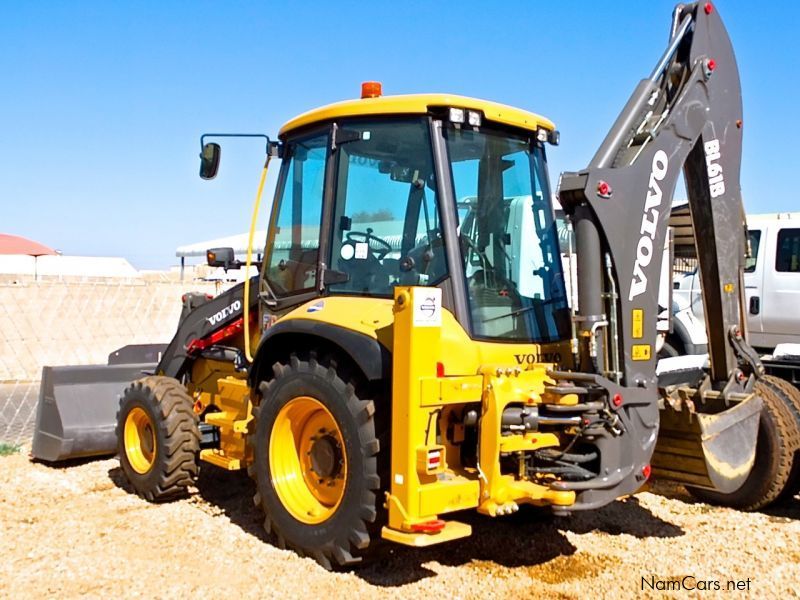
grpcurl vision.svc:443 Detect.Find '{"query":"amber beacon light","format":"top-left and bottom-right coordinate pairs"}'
top-left (361, 81), bottom-right (382, 99)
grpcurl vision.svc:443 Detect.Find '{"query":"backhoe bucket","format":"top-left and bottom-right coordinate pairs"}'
top-left (31, 344), bottom-right (166, 462)
top-left (652, 394), bottom-right (762, 493)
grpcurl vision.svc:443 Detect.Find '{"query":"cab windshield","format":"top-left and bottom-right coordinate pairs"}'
top-left (445, 125), bottom-right (570, 343)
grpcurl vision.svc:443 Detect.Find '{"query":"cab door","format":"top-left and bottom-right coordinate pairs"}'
top-left (743, 227), bottom-right (764, 345)
top-left (261, 128), bottom-right (330, 310)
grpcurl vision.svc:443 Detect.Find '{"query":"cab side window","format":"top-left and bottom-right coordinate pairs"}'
top-left (776, 228), bottom-right (800, 273)
top-left (263, 133), bottom-right (328, 296)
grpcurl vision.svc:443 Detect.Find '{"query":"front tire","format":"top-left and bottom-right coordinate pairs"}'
top-left (250, 355), bottom-right (381, 569)
top-left (116, 376), bottom-right (200, 501)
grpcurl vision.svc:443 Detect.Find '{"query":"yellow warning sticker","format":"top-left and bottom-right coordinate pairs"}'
top-left (632, 344), bottom-right (651, 361)
top-left (723, 282), bottom-right (734, 293)
top-left (632, 309), bottom-right (643, 339)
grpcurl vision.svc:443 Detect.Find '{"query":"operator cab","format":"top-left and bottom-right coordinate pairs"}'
top-left (263, 85), bottom-right (570, 345)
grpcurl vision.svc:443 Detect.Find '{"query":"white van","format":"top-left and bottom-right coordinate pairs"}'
top-left (743, 213), bottom-right (800, 350)
top-left (672, 212), bottom-right (800, 354)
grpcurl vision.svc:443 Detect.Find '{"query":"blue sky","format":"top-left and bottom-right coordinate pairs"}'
top-left (2, 1), bottom-right (798, 269)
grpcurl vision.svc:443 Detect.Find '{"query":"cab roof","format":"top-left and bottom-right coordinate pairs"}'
top-left (279, 93), bottom-right (554, 137)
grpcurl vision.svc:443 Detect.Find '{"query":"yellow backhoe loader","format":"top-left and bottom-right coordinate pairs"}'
top-left (33, 2), bottom-right (800, 569)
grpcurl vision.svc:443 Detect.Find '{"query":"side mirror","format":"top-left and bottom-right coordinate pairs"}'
top-left (206, 247), bottom-right (237, 269)
top-left (200, 143), bottom-right (221, 180)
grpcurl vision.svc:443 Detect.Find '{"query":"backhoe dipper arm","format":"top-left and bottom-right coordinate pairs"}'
top-left (559, 1), bottom-right (749, 389)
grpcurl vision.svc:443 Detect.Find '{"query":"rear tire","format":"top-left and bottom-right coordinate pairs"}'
top-left (687, 378), bottom-right (800, 510)
top-left (249, 354), bottom-right (381, 570)
top-left (116, 376), bottom-right (200, 501)
top-left (757, 375), bottom-right (800, 502)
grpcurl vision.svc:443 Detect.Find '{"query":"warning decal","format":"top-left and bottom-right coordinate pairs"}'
top-left (413, 288), bottom-right (442, 327)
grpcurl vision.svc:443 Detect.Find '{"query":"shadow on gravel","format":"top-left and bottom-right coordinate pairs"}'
top-left (108, 465), bottom-right (134, 494)
top-left (192, 464), bottom-right (269, 541)
top-left (649, 480), bottom-right (693, 502)
top-left (651, 479), bottom-right (800, 522)
top-left (107, 464), bottom-right (684, 587)
top-left (559, 496), bottom-right (684, 538)
top-left (356, 507), bottom-right (579, 586)
top-left (108, 461), bottom-right (264, 518)
top-left (764, 496), bottom-right (800, 521)
top-left (33, 454), bottom-right (106, 469)
top-left (356, 496), bottom-right (683, 587)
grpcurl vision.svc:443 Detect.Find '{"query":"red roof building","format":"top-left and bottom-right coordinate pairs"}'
top-left (0, 234), bottom-right (56, 256)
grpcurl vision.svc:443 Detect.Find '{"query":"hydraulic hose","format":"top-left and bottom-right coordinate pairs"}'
top-left (244, 155), bottom-right (272, 363)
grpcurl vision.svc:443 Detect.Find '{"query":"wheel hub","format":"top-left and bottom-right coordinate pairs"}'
top-left (141, 424), bottom-right (155, 454)
top-left (123, 406), bottom-right (157, 474)
top-left (310, 433), bottom-right (343, 480)
top-left (269, 396), bottom-right (348, 524)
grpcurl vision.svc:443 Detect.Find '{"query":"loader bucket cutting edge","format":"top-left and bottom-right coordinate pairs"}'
top-left (652, 394), bottom-right (762, 493)
top-left (31, 363), bottom-right (156, 463)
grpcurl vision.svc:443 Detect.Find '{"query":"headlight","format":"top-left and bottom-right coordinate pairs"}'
top-left (448, 107), bottom-right (465, 124)
top-left (467, 110), bottom-right (482, 127)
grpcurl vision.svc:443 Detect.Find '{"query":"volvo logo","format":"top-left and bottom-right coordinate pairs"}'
top-left (629, 149), bottom-right (668, 301)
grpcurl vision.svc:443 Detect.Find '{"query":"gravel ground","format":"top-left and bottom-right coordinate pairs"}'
top-left (1, 450), bottom-right (798, 599)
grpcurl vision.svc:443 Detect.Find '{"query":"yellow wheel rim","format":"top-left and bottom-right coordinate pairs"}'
top-left (124, 407), bottom-right (157, 474)
top-left (269, 396), bottom-right (347, 524)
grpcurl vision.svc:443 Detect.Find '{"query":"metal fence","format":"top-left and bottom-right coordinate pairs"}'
top-left (1, 257), bottom-right (705, 447)
top-left (673, 256), bottom-right (699, 276)
top-left (0, 278), bottom-right (228, 446)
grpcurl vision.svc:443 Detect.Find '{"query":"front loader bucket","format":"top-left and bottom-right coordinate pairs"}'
top-left (652, 394), bottom-right (762, 493)
top-left (32, 363), bottom-right (155, 462)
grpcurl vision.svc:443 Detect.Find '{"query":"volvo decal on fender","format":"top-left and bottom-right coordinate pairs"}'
top-left (629, 149), bottom-right (668, 301)
top-left (514, 352), bottom-right (563, 366)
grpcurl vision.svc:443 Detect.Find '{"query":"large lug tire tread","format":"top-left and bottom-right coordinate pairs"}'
top-left (116, 375), bottom-right (200, 501)
top-left (249, 354), bottom-right (381, 570)
top-left (687, 379), bottom-right (800, 511)
top-left (756, 375), bottom-right (800, 502)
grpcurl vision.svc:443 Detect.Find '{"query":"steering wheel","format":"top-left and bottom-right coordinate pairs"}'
top-left (345, 230), bottom-right (393, 260)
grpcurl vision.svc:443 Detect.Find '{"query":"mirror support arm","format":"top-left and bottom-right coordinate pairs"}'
top-left (199, 133), bottom-right (281, 157)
